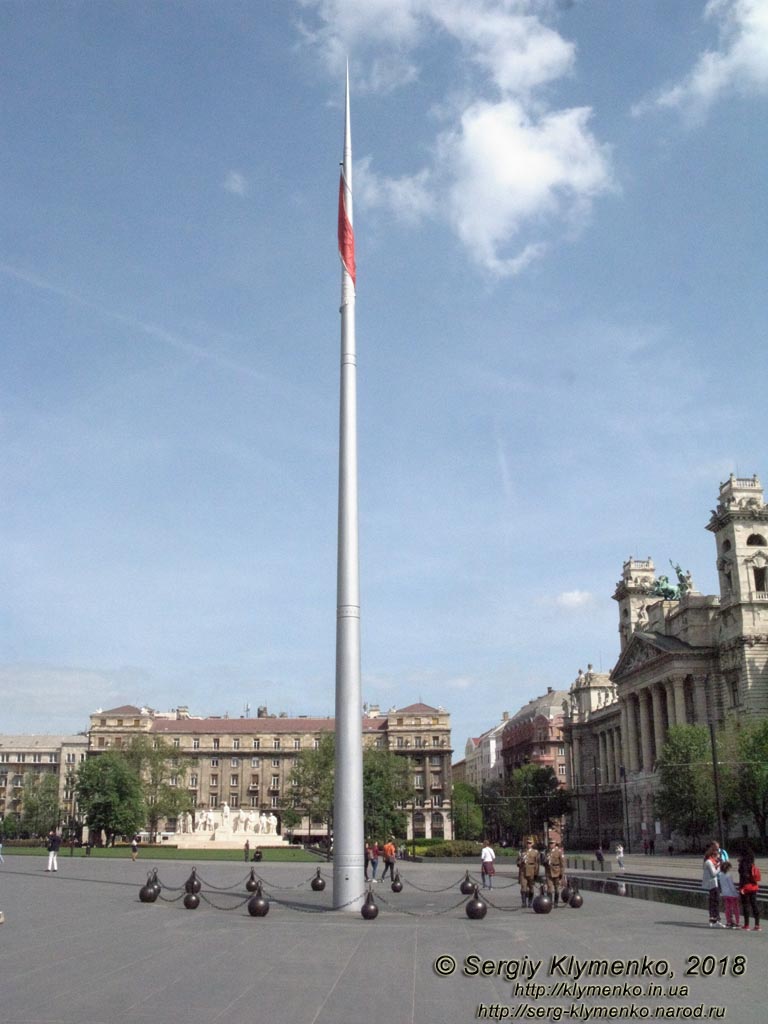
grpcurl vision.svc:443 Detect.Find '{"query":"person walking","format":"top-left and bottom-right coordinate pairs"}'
top-left (480, 839), bottom-right (496, 890)
top-left (738, 848), bottom-right (762, 931)
top-left (46, 830), bottom-right (61, 872)
top-left (244, 839), bottom-right (250, 863)
top-left (381, 837), bottom-right (397, 882)
top-left (615, 843), bottom-right (625, 871)
top-left (702, 841), bottom-right (724, 927)
top-left (130, 835), bottom-right (140, 862)
top-left (719, 860), bottom-right (740, 928)
top-left (364, 840), bottom-right (372, 881)
top-left (0, 839), bottom-right (4, 864)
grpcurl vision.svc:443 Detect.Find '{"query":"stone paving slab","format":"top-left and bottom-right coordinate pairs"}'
top-left (0, 855), bottom-right (764, 1024)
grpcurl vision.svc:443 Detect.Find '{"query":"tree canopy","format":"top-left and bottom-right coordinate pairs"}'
top-left (75, 752), bottom-right (145, 840)
top-left (21, 772), bottom-right (60, 836)
top-left (656, 725), bottom-right (716, 844)
top-left (123, 735), bottom-right (194, 839)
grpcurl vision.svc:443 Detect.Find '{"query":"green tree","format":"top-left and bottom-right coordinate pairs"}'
top-left (75, 752), bottom-right (145, 841)
top-left (656, 725), bottom-right (716, 845)
top-left (21, 772), bottom-right (60, 835)
top-left (451, 782), bottom-right (483, 840)
top-left (291, 734), bottom-right (336, 830)
top-left (290, 736), bottom-right (414, 840)
top-left (123, 736), bottom-right (195, 839)
top-left (503, 766), bottom-right (572, 841)
top-left (363, 748), bottom-right (412, 840)
top-left (733, 719), bottom-right (768, 850)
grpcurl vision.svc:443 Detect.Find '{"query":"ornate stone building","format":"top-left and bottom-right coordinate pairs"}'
top-left (463, 712), bottom-right (509, 790)
top-left (500, 689), bottom-right (569, 780)
top-left (86, 700), bottom-right (453, 842)
top-left (0, 734), bottom-right (88, 832)
top-left (563, 473), bottom-right (768, 848)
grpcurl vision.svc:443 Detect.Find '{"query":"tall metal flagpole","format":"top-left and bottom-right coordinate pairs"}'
top-left (333, 64), bottom-right (365, 910)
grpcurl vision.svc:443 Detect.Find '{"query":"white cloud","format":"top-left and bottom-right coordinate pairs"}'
top-left (297, 0), bottom-right (614, 275)
top-left (441, 99), bottom-right (611, 275)
top-left (223, 170), bottom-right (249, 196)
top-left (555, 590), bottom-right (594, 609)
top-left (636, 0), bottom-right (768, 121)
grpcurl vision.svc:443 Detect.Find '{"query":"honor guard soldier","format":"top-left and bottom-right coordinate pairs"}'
top-left (545, 839), bottom-right (566, 906)
top-left (518, 837), bottom-right (540, 907)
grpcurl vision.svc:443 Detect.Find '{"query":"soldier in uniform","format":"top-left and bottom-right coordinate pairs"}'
top-left (518, 837), bottom-right (540, 907)
top-left (545, 839), bottom-right (566, 906)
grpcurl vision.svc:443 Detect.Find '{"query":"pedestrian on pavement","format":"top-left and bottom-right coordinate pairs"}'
top-left (738, 848), bottom-right (761, 931)
top-left (381, 837), bottom-right (397, 882)
top-left (649, 838), bottom-right (655, 855)
top-left (369, 841), bottom-right (380, 882)
top-left (0, 840), bottom-right (4, 864)
top-left (46, 830), bottom-right (61, 872)
top-left (480, 838), bottom-right (496, 889)
top-left (130, 835), bottom-right (139, 862)
top-left (364, 840), bottom-right (372, 881)
top-left (596, 846), bottom-right (605, 870)
top-left (244, 839), bottom-right (250, 862)
top-left (615, 843), bottom-right (625, 871)
top-left (719, 860), bottom-right (740, 928)
top-left (702, 840), bottom-right (724, 927)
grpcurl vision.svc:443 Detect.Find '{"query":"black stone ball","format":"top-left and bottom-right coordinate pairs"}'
top-left (247, 895), bottom-right (270, 917)
top-left (391, 877), bottom-right (403, 893)
top-left (311, 869), bottom-right (326, 892)
top-left (361, 894), bottom-right (379, 920)
top-left (139, 884), bottom-right (158, 903)
top-left (532, 891), bottom-right (553, 914)
top-left (460, 872), bottom-right (475, 895)
top-left (569, 892), bottom-right (584, 909)
top-left (466, 887), bottom-right (488, 920)
top-left (183, 892), bottom-right (200, 910)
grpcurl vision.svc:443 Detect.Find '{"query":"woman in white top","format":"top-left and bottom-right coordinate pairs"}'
top-left (481, 839), bottom-right (496, 890)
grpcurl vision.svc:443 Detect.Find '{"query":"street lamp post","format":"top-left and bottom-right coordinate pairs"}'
top-left (620, 764), bottom-right (631, 853)
top-left (593, 756), bottom-right (602, 850)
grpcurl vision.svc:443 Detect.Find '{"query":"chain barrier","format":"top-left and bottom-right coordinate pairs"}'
top-left (371, 888), bottom-right (470, 917)
top-left (199, 891), bottom-right (252, 911)
top-left (396, 872), bottom-right (473, 893)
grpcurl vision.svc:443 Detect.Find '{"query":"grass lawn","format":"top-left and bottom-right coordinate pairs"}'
top-left (2, 845), bottom-right (321, 863)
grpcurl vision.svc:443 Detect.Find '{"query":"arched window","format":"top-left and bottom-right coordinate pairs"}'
top-left (431, 812), bottom-right (444, 839)
top-left (412, 811), bottom-right (426, 839)
top-left (747, 534), bottom-right (767, 546)
top-left (722, 539), bottom-right (732, 552)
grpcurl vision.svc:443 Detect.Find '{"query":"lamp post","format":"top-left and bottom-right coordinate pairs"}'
top-left (620, 764), bottom-right (631, 853)
top-left (592, 756), bottom-right (602, 850)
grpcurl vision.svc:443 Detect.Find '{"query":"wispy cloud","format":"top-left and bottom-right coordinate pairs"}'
top-left (298, 0), bottom-right (613, 276)
top-left (633, 0), bottom-right (768, 122)
top-left (223, 170), bottom-right (250, 196)
top-left (0, 262), bottom-right (273, 385)
top-left (554, 590), bottom-right (595, 610)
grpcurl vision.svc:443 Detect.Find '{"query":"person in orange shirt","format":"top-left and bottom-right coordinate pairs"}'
top-left (381, 838), bottom-right (397, 881)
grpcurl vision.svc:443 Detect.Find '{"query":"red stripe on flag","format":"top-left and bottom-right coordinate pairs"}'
top-left (338, 173), bottom-right (356, 285)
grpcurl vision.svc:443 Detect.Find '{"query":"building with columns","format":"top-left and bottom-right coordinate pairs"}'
top-left (563, 473), bottom-right (768, 848)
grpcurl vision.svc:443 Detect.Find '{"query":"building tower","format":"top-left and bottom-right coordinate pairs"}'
top-left (707, 474), bottom-right (768, 718)
top-left (612, 557), bottom-right (656, 651)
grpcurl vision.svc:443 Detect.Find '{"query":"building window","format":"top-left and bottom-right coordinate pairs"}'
top-left (230, 794), bottom-right (239, 807)
top-left (414, 774), bottom-right (424, 789)
top-left (558, 746), bottom-right (565, 756)
top-left (415, 737), bottom-right (423, 748)
top-left (755, 567), bottom-right (767, 593)
top-left (313, 738), bottom-right (320, 749)
top-left (558, 765), bottom-right (566, 776)
top-left (433, 795), bottom-right (443, 807)
top-left (253, 739), bottom-right (260, 749)
top-left (251, 757), bottom-right (260, 768)
top-left (231, 758), bottom-right (239, 767)
top-left (273, 739), bottom-right (281, 750)
top-left (250, 796), bottom-right (259, 807)
top-left (294, 738), bottom-right (301, 749)
top-left (213, 738), bottom-right (220, 750)
top-left (230, 775), bottom-right (239, 787)
top-left (32, 753), bottom-right (42, 763)
top-left (271, 795), bottom-right (279, 808)
top-left (190, 774), bottom-right (198, 787)
top-left (250, 774), bottom-right (259, 786)
top-left (730, 679), bottom-right (740, 707)
top-left (170, 776), bottom-right (178, 787)
top-left (430, 755), bottom-right (441, 766)
top-left (66, 753), bottom-right (75, 764)
top-left (133, 719), bottom-right (140, 727)
top-left (432, 736), bottom-right (440, 746)
top-left (193, 738), bottom-right (200, 749)
top-left (272, 759), bottom-right (280, 768)
top-left (173, 738), bottom-right (180, 748)
top-left (117, 719), bottom-right (123, 727)
top-left (397, 737), bottom-right (404, 748)
top-left (233, 738), bottom-right (240, 750)
top-left (210, 775), bottom-right (218, 787)
top-left (747, 534), bottom-right (767, 546)
top-left (211, 757), bottom-right (219, 767)
top-left (210, 794), bottom-right (218, 808)
top-left (271, 776), bottom-right (279, 788)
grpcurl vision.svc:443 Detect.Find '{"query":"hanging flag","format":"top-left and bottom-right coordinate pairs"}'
top-left (338, 169), bottom-right (356, 287)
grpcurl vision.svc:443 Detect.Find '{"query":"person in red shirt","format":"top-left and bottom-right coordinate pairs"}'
top-left (381, 838), bottom-right (397, 881)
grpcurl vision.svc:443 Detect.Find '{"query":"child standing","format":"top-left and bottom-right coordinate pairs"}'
top-left (719, 860), bottom-right (740, 928)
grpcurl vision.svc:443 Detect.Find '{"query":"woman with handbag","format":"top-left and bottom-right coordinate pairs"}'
top-left (480, 839), bottom-right (496, 890)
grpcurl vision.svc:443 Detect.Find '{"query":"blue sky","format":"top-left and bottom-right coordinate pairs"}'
top-left (2, 1), bottom-right (767, 753)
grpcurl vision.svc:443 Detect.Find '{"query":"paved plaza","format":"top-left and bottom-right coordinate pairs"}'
top-left (0, 853), bottom-right (764, 1024)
